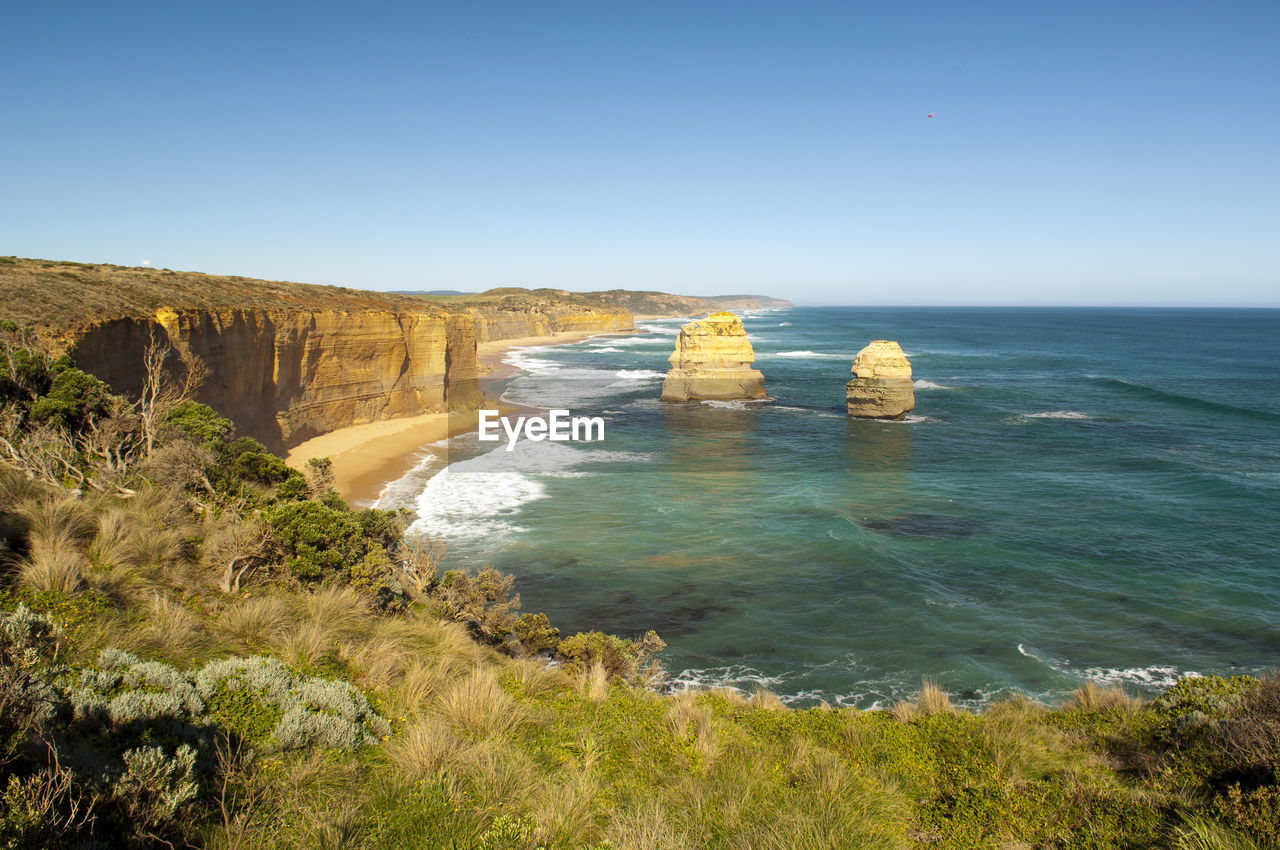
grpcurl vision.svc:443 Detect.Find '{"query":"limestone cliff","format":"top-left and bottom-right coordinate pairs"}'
top-left (468, 305), bottom-right (633, 343)
top-left (846, 341), bottom-right (914, 420)
top-left (660, 312), bottom-right (766, 403)
top-left (65, 308), bottom-right (484, 453)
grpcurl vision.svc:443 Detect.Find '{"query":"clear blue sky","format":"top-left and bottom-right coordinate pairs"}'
top-left (3, 1), bottom-right (1277, 305)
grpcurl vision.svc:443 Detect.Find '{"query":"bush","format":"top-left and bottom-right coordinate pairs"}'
top-left (0, 604), bottom-right (63, 764)
top-left (556, 630), bottom-right (665, 682)
top-left (264, 500), bottom-right (401, 590)
top-left (27, 367), bottom-right (113, 431)
top-left (162, 400), bottom-right (231, 444)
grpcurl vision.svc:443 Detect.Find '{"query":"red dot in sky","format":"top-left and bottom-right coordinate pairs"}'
top-left (928, 113), bottom-right (935, 117)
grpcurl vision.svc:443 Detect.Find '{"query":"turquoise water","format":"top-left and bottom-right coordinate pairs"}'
top-left (378, 307), bottom-right (1280, 708)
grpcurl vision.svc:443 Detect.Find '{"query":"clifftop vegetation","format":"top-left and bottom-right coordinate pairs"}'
top-left (0, 256), bottom-right (454, 329)
top-left (1, 317), bottom-right (1278, 848)
top-left (399, 288), bottom-right (793, 317)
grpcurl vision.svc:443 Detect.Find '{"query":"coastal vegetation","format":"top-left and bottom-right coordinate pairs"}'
top-left (1, 322), bottom-right (1278, 848)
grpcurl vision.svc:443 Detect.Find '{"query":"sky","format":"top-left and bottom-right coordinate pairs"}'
top-left (2, 1), bottom-right (1277, 306)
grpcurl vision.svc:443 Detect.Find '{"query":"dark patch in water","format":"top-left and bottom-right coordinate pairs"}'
top-left (863, 513), bottom-right (990, 539)
top-left (657, 583), bottom-right (698, 603)
top-left (729, 588), bottom-right (755, 598)
top-left (957, 689), bottom-right (981, 701)
top-left (969, 646), bottom-right (987, 655)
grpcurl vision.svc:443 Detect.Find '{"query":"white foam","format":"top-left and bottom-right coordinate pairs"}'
top-left (768, 350), bottom-right (849, 358)
top-left (1025, 410), bottom-right (1096, 420)
top-left (665, 665), bottom-right (788, 696)
top-left (700, 399), bottom-right (770, 410)
top-left (1081, 666), bottom-right (1198, 688)
top-left (596, 336), bottom-right (666, 347)
top-left (403, 441), bottom-right (652, 539)
top-left (637, 323), bottom-right (680, 334)
top-left (913, 379), bottom-right (953, 390)
top-left (778, 321), bottom-right (793, 326)
top-left (613, 369), bottom-right (665, 380)
top-left (585, 346), bottom-right (622, 353)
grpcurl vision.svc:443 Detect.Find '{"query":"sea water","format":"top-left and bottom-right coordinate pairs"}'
top-left (378, 307), bottom-right (1280, 708)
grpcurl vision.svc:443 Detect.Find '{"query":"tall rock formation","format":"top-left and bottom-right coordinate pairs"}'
top-left (660, 312), bottom-right (766, 403)
top-left (846, 340), bottom-right (915, 420)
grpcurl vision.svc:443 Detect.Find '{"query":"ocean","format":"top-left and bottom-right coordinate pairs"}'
top-left (376, 307), bottom-right (1280, 709)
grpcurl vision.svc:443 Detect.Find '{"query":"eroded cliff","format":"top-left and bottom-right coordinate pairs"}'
top-left (66, 308), bottom-right (484, 452)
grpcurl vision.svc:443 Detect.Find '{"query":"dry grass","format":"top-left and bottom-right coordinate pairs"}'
top-left (130, 593), bottom-right (208, 659)
top-left (217, 595), bottom-right (291, 650)
top-left (437, 669), bottom-right (524, 739)
top-left (749, 688), bottom-right (788, 710)
top-left (580, 662), bottom-right (610, 702)
top-left (666, 691), bottom-right (719, 763)
top-left (457, 740), bottom-right (539, 809)
top-left (18, 547), bottom-right (86, 593)
top-left (397, 657), bottom-right (468, 711)
top-left (387, 716), bottom-right (467, 780)
top-left (300, 586), bottom-right (370, 638)
top-left (604, 800), bottom-right (691, 850)
top-left (508, 658), bottom-right (569, 699)
top-left (893, 679), bottom-right (955, 721)
top-left (1066, 680), bottom-right (1142, 713)
top-left (531, 774), bottom-right (603, 846)
top-left (273, 620), bottom-right (335, 668)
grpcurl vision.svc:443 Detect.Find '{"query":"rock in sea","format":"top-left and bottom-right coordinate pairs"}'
top-left (660, 312), bottom-right (766, 403)
top-left (846, 340), bottom-right (915, 420)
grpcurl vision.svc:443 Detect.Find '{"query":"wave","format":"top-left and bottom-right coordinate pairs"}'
top-left (767, 350), bottom-right (849, 358)
top-left (778, 321), bottom-right (793, 326)
top-left (700, 399), bottom-right (771, 410)
top-left (402, 441), bottom-right (652, 539)
top-left (1088, 376), bottom-right (1280, 422)
top-left (664, 665), bottom-right (787, 696)
top-left (585, 346), bottom-right (622, 353)
top-left (599, 336), bottom-right (668, 347)
top-left (1025, 410), bottom-right (1096, 420)
top-left (1018, 643), bottom-right (1198, 690)
top-left (614, 369), bottom-right (665, 380)
top-left (913, 379), bottom-right (953, 390)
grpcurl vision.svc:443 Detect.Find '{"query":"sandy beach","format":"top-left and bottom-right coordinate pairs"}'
top-left (285, 327), bottom-right (626, 506)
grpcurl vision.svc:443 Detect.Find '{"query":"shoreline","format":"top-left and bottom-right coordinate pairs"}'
top-left (284, 327), bottom-right (629, 506)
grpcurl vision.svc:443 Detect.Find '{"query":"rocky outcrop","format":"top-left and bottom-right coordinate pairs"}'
top-left (846, 341), bottom-right (914, 420)
top-left (65, 308), bottom-right (484, 453)
top-left (660, 312), bottom-right (766, 402)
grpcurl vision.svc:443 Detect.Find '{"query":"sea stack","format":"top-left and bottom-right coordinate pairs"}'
top-left (660, 312), bottom-right (766, 402)
top-left (846, 340), bottom-right (915, 420)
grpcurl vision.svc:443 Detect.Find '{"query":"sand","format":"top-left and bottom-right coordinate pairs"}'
top-left (284, 328), bottom-right (626, 506)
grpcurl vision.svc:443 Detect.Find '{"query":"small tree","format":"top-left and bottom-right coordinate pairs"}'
top-left (138, 329), bottom-right (206, 458)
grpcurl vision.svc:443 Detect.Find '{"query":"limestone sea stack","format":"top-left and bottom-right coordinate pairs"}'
top-left (660, 312), bottom-right (766, 402)
top-left (846, 340), bottom-right (915, 420)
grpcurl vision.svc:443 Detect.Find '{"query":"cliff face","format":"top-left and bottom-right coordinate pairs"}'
top-left (469, 306), bottom-right (633, 343)
top-left (65, 309), bottom-right (483, 453)
top-left (660, 312), bottom-right (766, 403)
top-left (846, 340), bottom-right (915, 420)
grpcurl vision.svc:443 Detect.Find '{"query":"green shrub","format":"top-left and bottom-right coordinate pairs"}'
top-left (264, 500), bottom-right (401, 589)
top-left (162, 400), bottom-right (230, 444)
top-left (27, 367), bottom-right (113, 430)
top-left (0, 604), bottom-right (63, 763)
top-left (556, 630), bottom-right (665, 681)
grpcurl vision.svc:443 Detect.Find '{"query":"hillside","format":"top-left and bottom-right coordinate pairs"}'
top-left (398, 286), bottom-right (793, 317)
top-left (0, 256), bottom-right (441, 329)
